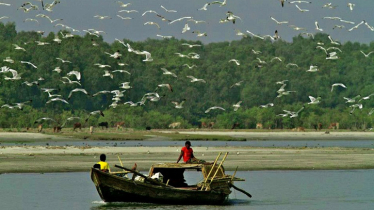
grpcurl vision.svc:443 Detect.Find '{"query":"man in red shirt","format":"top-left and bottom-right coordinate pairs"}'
top-left (177, 141), bottom-right (205, 163)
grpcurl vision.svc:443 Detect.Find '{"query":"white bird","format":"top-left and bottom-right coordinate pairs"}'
top-left (198, 3), bottom-right (209, 11)
top-left (306, 65), bottom-right (319, 72)
top-left (92, 91), bottom-right (111, 97)
top-left (205, 106), bottom-right (225, 113)
top-left (53, 67), bottom-right (62, 73)
top-left (182, 43), bottom-right (201, 48)
top-left (182, 24), bottom-right (190, 33)
top-left (186, 76), bottom-right (206, 83)
top-left (144, 21), bottom-right (160, 29)
top-left (328, 35), bottom-right (340, 45)
top-left (61, 77), bottom-right (81, 86)
top-left (252, 49), bottom-right (262, 54)
top-left (288, 1), bottom-right (311, 4)
top-left (105, 51), bottom-right (122, 59)
top-left (140, 51), bottom-right (153, 62)
top-left (94, 63), bottom-right (111, 68)
top-left (187, 19), bottom-right (206, 24)
top-left (260, 103), bottom-right (274, 108)
top-left (295, 5), bottom-right (309, 12)
top-left (271, 57), bottom-right (282, 62)
top-left (142, 10), bottom-right (158, 16)
top-left (226, 11), bottom-right (242, 24)
top-left (308, 96), bottom-right (321, 104)
top-left (158, 84), bottom-right (173, 92)
top-left (161, 5), bottom-right (177, 12)
top-left (94, 15), bottom-right (111, 20)
top-left (35, 41), bottom-right (50, 46)
top-left (230, 81), bottom-right (244, 88)
top-left (156, 34), bottom-right (173, 39)
top-left (235, 30), bottom-right (247, 37)
top-left (20, 61), bottom-right (37, 69)
top-left (256, 58), bottom-right (267, 64)
top-left (172, 99), bottom-right (186, 109)
top-left (67, 71), bottom-right (81, 81)
top-left (68, 88), bottom-right (89, 100)
top-left (360, 51), bottom-right (374, 58)
top-left (56, 58), bottom-right (71, 63)
top-left (340, 19), bottom-right (355, 24)
top-left (0, 3), bottom-right (11, 6)
top-left (24, 18), bottom-right (39, 24)
top-left (117, 1), bottom-right (131, 7)
top-left (344, 95), bottom-right (361, 103)
top-left (161, 68), bottom-right (177, 77)
top-left (22, 81), bottom-right (39, 86)
top-left (276, 80), bottom-right (288, 85)
top-left (233, 101), bottom-right (242, 111)
top-left (315, 21), bottom-right (323, 31)
top-left (0, 16), bottom-right (9, 20)
top-left (47, 98), bottom-right (69, 104)
top-left (118, 10), bottom-right (138, 13)
top-left (103, 70), bottom-right (113, 79)
top-left (348, 20), bottom-right (365, 32)
top-left (365, 22), bottom-right (374, 31)
top-left (331, 83), bottom-right (347, 92)
top-left (116, 15), bottom-right (132, 20)
top-left (3, 57), bottom-right (14, 63)
top-left (247, 30), bottom-right (264, 39)
top-left (183, 64), bottom-right (197, 69)
top-left (327, 47), bottom-right (342, 52)
top-left (270, 16), bottom-right (288, 25)
top-left (289, 106), bottom-right (305, 118)
top-left (120, 82), bottom-right (131, 89)
top-left (112, 70), bottom-right (131, 75)
top-left (211, 0), bottom-right (227, 7)
top-left (333, 25), bottom-right (345, 30)
top-left (347, 3), bottom-right (355, 11)
top-left (229, 59), bottom-right (240, 66)
top-left (169, 16), bottom-right (193, 25)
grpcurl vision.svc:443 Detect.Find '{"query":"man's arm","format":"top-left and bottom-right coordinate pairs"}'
top-left (177, 151), bottom-right (184, 163)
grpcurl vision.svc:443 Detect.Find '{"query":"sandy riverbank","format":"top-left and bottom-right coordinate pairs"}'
top-left (1, 145), bottom-right (373, 173)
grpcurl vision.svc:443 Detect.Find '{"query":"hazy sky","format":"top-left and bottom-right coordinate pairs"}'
top-left (1, 0), bottom-right (373, 44)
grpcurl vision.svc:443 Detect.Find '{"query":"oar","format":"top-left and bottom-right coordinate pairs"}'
top-left (114, 165), bottom-right (172, 188)
top-left (229, 183), bottom-right (252, 198)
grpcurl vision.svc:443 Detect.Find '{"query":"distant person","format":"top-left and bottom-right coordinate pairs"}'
top-left (177, 141), bottom-right (205, 164)
top-left (95, 154), bottom-right (110, 172)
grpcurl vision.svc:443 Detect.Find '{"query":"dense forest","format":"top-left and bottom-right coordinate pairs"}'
top-left (0, 22), bottom-right (374, 129)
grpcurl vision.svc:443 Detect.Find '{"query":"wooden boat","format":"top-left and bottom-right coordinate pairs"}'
top-left (91, 153), bottom-right (250, 205)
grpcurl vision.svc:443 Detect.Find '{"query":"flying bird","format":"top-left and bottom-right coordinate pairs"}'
top-left (205, 106), bottom-right (225, 113)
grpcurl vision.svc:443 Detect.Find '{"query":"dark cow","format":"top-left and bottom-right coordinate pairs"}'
top-left (73, 123), bottom-right (82, 131)
top-left (231, 123), bottom-right (240, 130)
top-left (53, 126), bottom-right (62, 133)
top-left (208, 122), bottom-right (214, 129)
top-left (146, 126), bottom-right (151, 131)
top-left (98, 122), bottom-right (108, 129)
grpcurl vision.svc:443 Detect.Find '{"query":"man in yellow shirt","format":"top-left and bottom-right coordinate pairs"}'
top-left (96, 154), bottom-right (110, 172)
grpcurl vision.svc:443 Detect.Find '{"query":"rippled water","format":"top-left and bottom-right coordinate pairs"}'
top-left (3, 139), bottom-right (374, 148)
top-left (1, 170), bottom-right (373, 210)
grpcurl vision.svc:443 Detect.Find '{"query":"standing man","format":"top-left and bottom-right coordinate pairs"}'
top-left (177, 141), bottom-right (205, 164)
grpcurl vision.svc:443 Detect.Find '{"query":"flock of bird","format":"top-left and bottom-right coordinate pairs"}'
top-left (0, 0), bottom-right (374, 127)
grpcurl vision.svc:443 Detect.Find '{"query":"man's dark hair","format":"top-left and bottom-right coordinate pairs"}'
top-left (185, 141), bottom-right (191, 146)
top-left (100, 154), bottom-right (106, 161)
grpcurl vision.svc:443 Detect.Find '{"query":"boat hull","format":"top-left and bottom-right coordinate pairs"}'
top-left (91, 169), bottom-right (229, 205)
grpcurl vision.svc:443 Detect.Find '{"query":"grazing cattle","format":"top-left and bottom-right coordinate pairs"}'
top-left (53, 126), bottom-right (62, 133)
top-left (208, 122), bottom-right (214, 129)
top-left (115, 121), bottom-right (125, 130)
top-left (90, 126), bottom-right (94, 134)
top-left (73, 122), bottom-right (81, 131)
top-left (231, 123), bottom-right (240, 129)
top-left (98, 122), bottom-right (108, 129)
top-left (37, 124), bottom-right (43, 133)
top-left (168, 122), bottom-right (181, 129)
top-left (318, 123), bottom-right (322, 130)
top-left (256, 123), bottom-right (263, 129)
top-left (201, 122), bottom-right (207, 128)
top-left (328, 122), bottom-right (339, 130)
top-left (146, 126), bottom-right (151, 131)
top-left (297, 127), bottom-right (305, 132)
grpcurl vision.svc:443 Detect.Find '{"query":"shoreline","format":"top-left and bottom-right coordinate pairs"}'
top-left (1, 145), bottom-right (373, 173)
top-left (1, 130), bottom-right (374, 142)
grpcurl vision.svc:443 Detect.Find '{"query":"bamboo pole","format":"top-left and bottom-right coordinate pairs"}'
top-left (231, 166), bottom-right (239, 182)
top-left (201, 152), bottom-right (222, 191)
top-left (205, 152), bottom-right (228, 190)
top-left (117, 155), bottom-right (124, 167)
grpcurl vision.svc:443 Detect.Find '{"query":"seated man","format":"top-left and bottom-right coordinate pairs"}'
top-left (177, 141), bottom-right (205, 164)
top-left (95, 154), bottom-right (110, 172)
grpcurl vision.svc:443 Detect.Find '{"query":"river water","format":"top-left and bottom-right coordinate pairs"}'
top-left (1, 170), bottom-right (373, 210)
